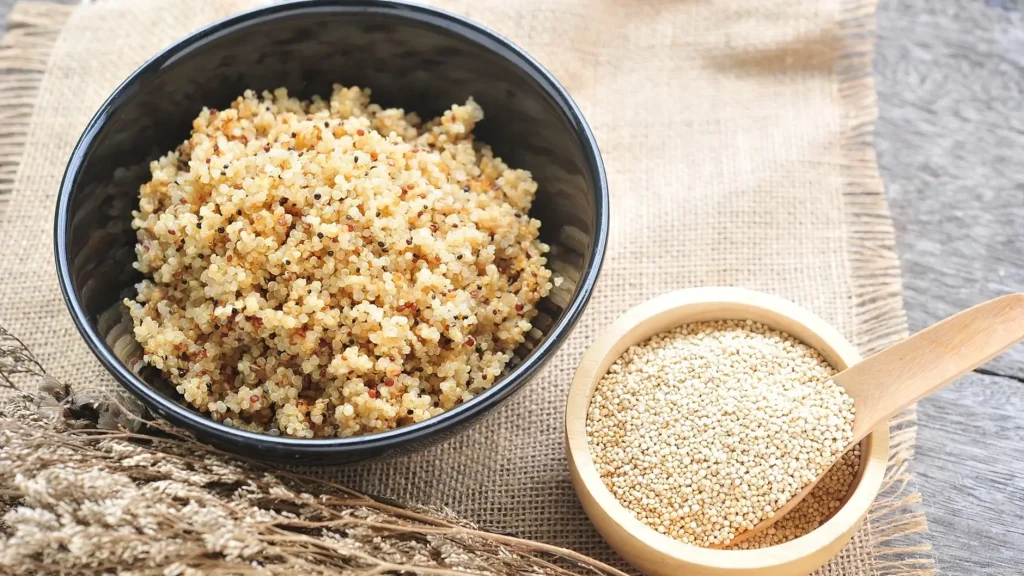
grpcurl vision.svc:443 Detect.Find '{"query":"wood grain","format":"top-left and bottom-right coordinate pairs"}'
top-left (876, 0), bottom-right (1024, 573)
top-left (913, 373), bottom-right (1024, 574)
top-left (877, 0), bottom-right (1024, 379)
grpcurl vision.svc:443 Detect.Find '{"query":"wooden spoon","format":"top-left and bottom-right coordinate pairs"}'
top-left (721, 293), bottom-right (1024, 548)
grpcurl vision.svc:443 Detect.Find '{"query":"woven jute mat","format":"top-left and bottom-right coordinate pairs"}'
top-left (0, 0), bottom-right (935, 573)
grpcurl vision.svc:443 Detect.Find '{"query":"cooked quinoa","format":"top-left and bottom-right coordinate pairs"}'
top-left (125, 86), bottom-right (555, 438)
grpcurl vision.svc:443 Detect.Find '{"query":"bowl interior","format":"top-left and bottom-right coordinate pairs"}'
top-left (565, 287), bottom-right (888, 575)
top-left (58, 1), bottom-right (605, 460)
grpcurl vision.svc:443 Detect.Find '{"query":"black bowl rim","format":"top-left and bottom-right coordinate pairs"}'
top-left (54, 0), bottom-right (608, 456)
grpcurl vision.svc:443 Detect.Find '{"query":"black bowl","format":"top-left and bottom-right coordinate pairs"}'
top-left (54, 0), bottom-right (607, 464)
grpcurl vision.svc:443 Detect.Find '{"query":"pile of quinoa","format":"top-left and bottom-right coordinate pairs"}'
top-left (586, 320), bottom-right (856, 548)
top-left (728, 443), bottom-right (860, 549)
top-left (126, 85), bottom-right (555, 438)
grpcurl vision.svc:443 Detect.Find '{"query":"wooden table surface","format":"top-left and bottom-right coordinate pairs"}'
top-left (876, 1), bottom-right (1024, 573)
top-left (1, 0), bottom-right (1021, 573)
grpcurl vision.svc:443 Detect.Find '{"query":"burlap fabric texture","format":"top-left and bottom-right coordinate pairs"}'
top-left (0, 0), bottom-right (935, 573)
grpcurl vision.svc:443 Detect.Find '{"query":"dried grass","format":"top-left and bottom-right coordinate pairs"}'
top-left (0, 326), bottom-right (625, 576)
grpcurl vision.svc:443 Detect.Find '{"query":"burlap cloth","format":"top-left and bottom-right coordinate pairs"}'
top-left (0, 0), bottom-right (936, 573)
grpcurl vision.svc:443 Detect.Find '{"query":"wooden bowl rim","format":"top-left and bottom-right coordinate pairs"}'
top-left (565, 286), bottom-right (889, 570)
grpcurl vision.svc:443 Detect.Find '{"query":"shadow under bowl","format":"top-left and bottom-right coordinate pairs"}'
top-left (55, 0), bottom-right (608, 464)
top-left (566, 287), bottom-right (888, 576)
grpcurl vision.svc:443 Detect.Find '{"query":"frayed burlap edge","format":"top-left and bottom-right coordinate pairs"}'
top-left (0, 2), bottom-right (72, 225)
top-left (0, 0), bottom-right (937, 573)
top-left (839, 0), bottom-right (936, 574)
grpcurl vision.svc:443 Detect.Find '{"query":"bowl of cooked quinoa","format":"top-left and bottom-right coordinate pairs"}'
top-left (55, 0), bottom-right (607, 463)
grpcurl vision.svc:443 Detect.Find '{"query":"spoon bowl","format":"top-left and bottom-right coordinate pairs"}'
top-left (566, 287), bottom-right (888, 576)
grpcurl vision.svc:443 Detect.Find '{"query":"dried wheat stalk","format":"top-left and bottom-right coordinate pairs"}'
top-left (0, 326), bottom-right (626, 576)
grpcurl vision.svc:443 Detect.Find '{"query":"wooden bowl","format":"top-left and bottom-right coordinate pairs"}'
top-left (565, 287), bottom-right (889, 576)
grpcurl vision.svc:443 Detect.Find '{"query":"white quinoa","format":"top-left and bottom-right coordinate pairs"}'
top-left (586, 320), bottom-right (856, 548)
top-left (728, 444), bottom-right (860, 549)
top-left (125, 86), bottom-right (553, 438)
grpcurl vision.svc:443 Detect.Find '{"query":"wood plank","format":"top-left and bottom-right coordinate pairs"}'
top-left (914, 373), bottom-right (1024, 574)
top-left (876, 0), bottom-right (1024, 380)
top-left (876, 0), bottom-right (1024, 572)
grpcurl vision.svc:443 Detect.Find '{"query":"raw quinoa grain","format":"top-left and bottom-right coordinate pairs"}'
top-left (586, 320), bottom-right (856, 547)
top-left (126, 85), bottom-right (554, 439)
top-left (728, 444), bottom-right (861, 549)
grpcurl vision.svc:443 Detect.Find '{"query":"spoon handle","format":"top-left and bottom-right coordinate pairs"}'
top-left (837, 293), bottom-right (1024, 442)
